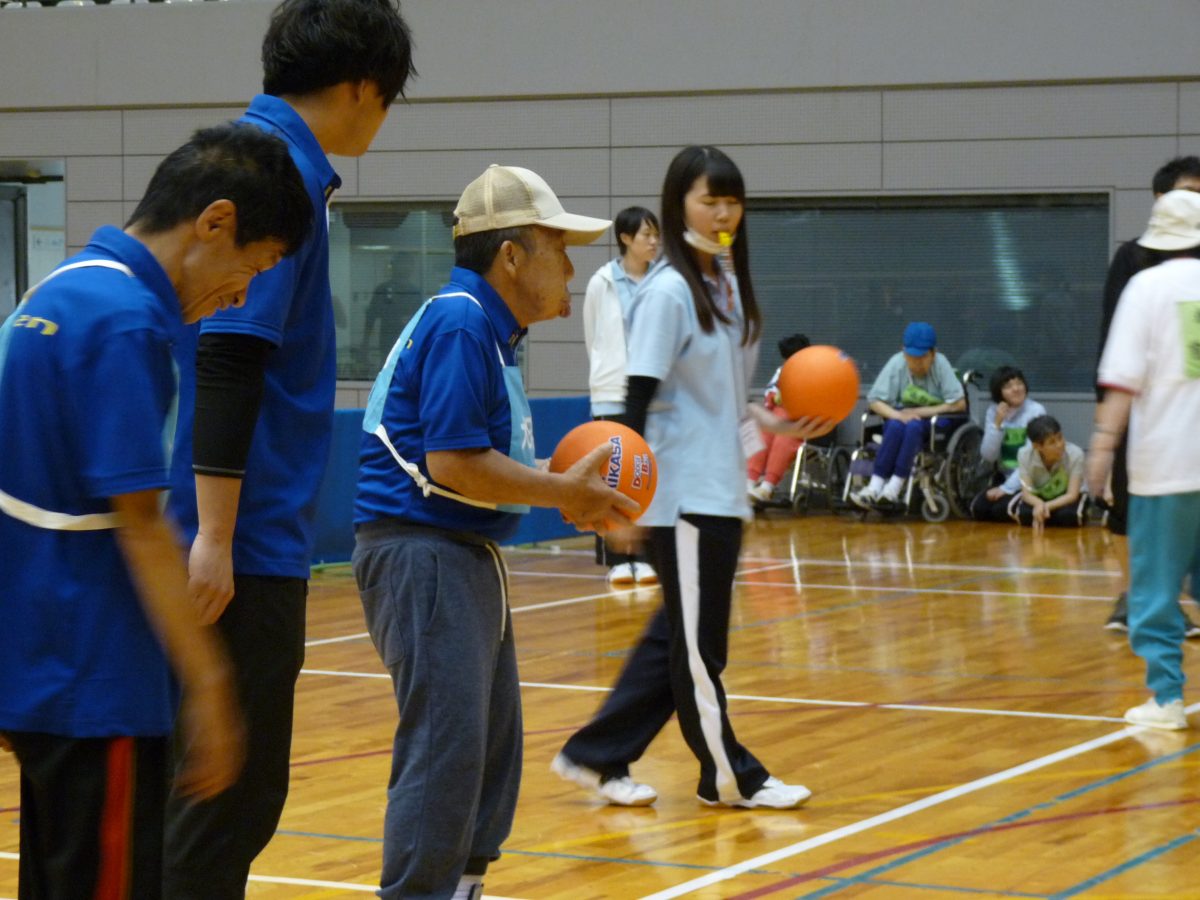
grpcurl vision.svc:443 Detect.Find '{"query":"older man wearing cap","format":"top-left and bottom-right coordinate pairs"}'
top-left (352, 164), bottom-right (641, 899)
top-left (851, 320), bottom-right (966, 511)
top-left (1089, 189), bottom-right (1200, 731)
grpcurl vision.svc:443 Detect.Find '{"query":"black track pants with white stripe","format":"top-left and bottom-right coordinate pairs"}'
top-left (562, 514), bottom-right (769, 802)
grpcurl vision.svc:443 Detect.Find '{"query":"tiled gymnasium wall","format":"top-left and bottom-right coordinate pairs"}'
top-left (6, 82), bottom-right (1197, 416)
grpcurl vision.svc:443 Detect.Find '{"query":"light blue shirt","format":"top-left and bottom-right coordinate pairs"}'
top-left (626, 259), bottom-right (758, 525)
top-left (866, 351), bottom-right (963, 408)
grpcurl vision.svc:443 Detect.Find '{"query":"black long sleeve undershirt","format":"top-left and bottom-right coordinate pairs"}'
top-left (192, 332), bottom-right (273, 478)
top-left (619, 375), bottom-right (660, 437)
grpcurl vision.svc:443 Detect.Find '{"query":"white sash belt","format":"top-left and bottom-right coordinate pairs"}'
top-left (0, 486), bottom-right (121, 531)
top-left (0, 259), bottom-right (134, 532)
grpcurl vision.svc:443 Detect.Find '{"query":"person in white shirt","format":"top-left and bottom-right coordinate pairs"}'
top-left (1089, 189), bottom-right (1200, 731)
top-left (582, 207), bottom-right (661, 587)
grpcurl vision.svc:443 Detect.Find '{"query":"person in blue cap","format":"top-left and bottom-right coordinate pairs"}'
top-left (851, 321), bottom-right (965, 510)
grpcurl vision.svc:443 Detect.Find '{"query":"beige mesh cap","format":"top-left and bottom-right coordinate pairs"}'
top-left (453, 165), bottom-right (611, 245)
top-left (1138, 189), bottom-right (1200, 251)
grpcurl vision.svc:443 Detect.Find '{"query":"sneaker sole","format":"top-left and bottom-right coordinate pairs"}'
top-left (599, 787), bottom-right (657, 807)
top-left (1104, 622), bottom-right (1129, 633)
top-left (697, 791), bottom-right (812, 810)
top-left (552, 755), bottom-right (657, 805)
top-left (1124, 715), bottom-right (1188, 731)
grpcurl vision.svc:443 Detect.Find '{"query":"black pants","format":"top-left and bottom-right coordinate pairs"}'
top-left (1012, 496), bottom-right (1086, 528)
top-left (8, 732), bottom-right (168, 900)
top-left (562, 514), bottom-right (769, 802)
top-left (590, 413), bottom-right (644, 569)
top-left (163, 574), bottom-right (307, 899)
top-left (970, 490), bottom-right (1086, 527)
top-left (970, 490), bottom-right (1019, 522)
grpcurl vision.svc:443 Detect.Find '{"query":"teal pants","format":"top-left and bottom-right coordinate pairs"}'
top-left (1128, 492), bottom-right (1200, 704)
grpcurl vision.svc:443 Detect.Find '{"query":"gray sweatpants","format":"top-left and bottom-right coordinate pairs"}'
top-left (353, 520), bottom-right (522, 900)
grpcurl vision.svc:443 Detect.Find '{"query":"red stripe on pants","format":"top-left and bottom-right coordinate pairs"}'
top-left (95, 737), bottom-right (134, 900)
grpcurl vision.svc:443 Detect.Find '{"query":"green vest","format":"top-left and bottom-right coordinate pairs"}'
top-left (1000, 426), bottom-right (1027, 471)
top-left (901, 382), bottom-right (943, 408)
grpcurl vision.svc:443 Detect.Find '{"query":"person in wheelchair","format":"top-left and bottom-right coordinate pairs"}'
top-left (850, 322), bottom-right (966, 511)
top-left (747, 332), bottom-right (811, 503)
top-left (973, 414), bottom-right (1086, 529)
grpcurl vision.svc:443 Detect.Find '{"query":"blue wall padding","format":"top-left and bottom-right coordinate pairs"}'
top-left (311, 397), bottom-right (591, 565)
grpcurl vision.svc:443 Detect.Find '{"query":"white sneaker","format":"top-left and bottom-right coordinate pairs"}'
top-left (699, 776), bottom-right (811, 809)
top-left (748, 481), bottom-right (774, 502)
top-left (632, 562), bottom-right (658, 586)
top-left (1124, 698), bottom-right (1188, 731)
top-left (606, 563), bottom-right (635, 587)
top-left (551, 753), bottom-right (657, 806)
top-left (849, 485), bottom-right (878, 509)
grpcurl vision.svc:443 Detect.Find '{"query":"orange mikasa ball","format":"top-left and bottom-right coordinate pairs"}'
top-left (778, 345), bottom-right (860, 423)
top-left (549, 421), bottom-right (657, 522)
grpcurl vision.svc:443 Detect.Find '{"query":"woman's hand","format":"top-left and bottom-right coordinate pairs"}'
top-left (994, 401), bottom-right (1011, 428)
top-left (747, 403), bottom-right (835, 440)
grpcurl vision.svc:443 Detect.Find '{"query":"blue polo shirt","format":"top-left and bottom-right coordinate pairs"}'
top-left (168, 94), bottom-right (340, 578)
top-left (0, 227), bottom-right (183, 737)
top-left (355, 267), bottom-right (527, 541)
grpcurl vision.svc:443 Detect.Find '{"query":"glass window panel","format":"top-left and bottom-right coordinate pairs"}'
top-left (329, 203), bottom-right (455, 381)
top-left (746, 195), bottom-right (1109, 394)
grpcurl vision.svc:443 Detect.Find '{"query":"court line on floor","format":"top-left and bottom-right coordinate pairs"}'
top-left (303, 578), bottom-right (1118, 648)
top-left (303, 589), bottom-right (625, 647)
top-left (1046, 826), bottom-right (1200, 899)
top-left (735, 557), bottom-right (1116, 578)
top-left (505, 546), bottom-right (1117, 580)
top-left (635, 704), bottom-right (1200, 900)
top-left (299, 669), bottom-right (1123, 724)
top-left (774, 745), bottom-right (1200, 899)
top-left (734, 581), bottom-right (1113, 603)
top-left (272, 828), bottom-right (1043, 897)
top-left (0, 852), bottom-right (522, 899)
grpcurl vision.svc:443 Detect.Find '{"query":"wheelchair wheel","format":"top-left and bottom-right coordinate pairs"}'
top-left (944, 422), bottom-right (988, 519)
top-left (922, 490), bottom-right (951, 522)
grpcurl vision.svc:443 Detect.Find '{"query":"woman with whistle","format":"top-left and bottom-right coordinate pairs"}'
top-left (552, 146), bottom-right (833, 809)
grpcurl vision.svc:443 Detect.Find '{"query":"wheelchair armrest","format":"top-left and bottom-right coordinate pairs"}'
top-left (928, 413), bottom-right (968, 450)
top-left (858, 410), bottom-right (883, 446)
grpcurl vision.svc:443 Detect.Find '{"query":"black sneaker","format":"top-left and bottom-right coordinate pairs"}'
top-left (1104, 593), bottom-right (1128, 632)
top-left (872, 495), bottom-right (903, 514)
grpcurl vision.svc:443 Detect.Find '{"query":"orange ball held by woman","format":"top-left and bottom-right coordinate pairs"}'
top-left (778, 345), bottom-right (860, 423)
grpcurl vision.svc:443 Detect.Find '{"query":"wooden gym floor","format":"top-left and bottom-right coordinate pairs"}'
top-left (3, 511), bottom-right (1199, 898)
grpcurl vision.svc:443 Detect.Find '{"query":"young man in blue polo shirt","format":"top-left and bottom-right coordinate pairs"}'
top-left (354, 164), bottom-right (640, 900)
top-left (162, 1), bottom-right (415, 895)
top-left (0, 122), bottom-right (311, 900)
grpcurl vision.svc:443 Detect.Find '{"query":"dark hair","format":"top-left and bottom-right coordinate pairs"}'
top-left (778, 332), bottom-right (810, 359)
top-left (453, 226), bottom-right (533, 275)
top-left (1027, 414), bottom-right (1061, 444)
top-left (262, 0), bottom-right (416, 107)
top-left (1153, 156), bottom-right (1200, 195)
top-left (126, 122), bottom-right (312, 256)
top-left (989, 365), bottom-right (1028, 404)
top-left (660, 146), bottom-right (761, 345)
top-left (614, 206), bottom-right (659, 257)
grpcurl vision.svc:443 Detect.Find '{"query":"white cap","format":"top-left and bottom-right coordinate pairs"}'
top-left (1138, 189), bottom-right (1200, 251)
top-left (453, 164), bottom-right (611, 246)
